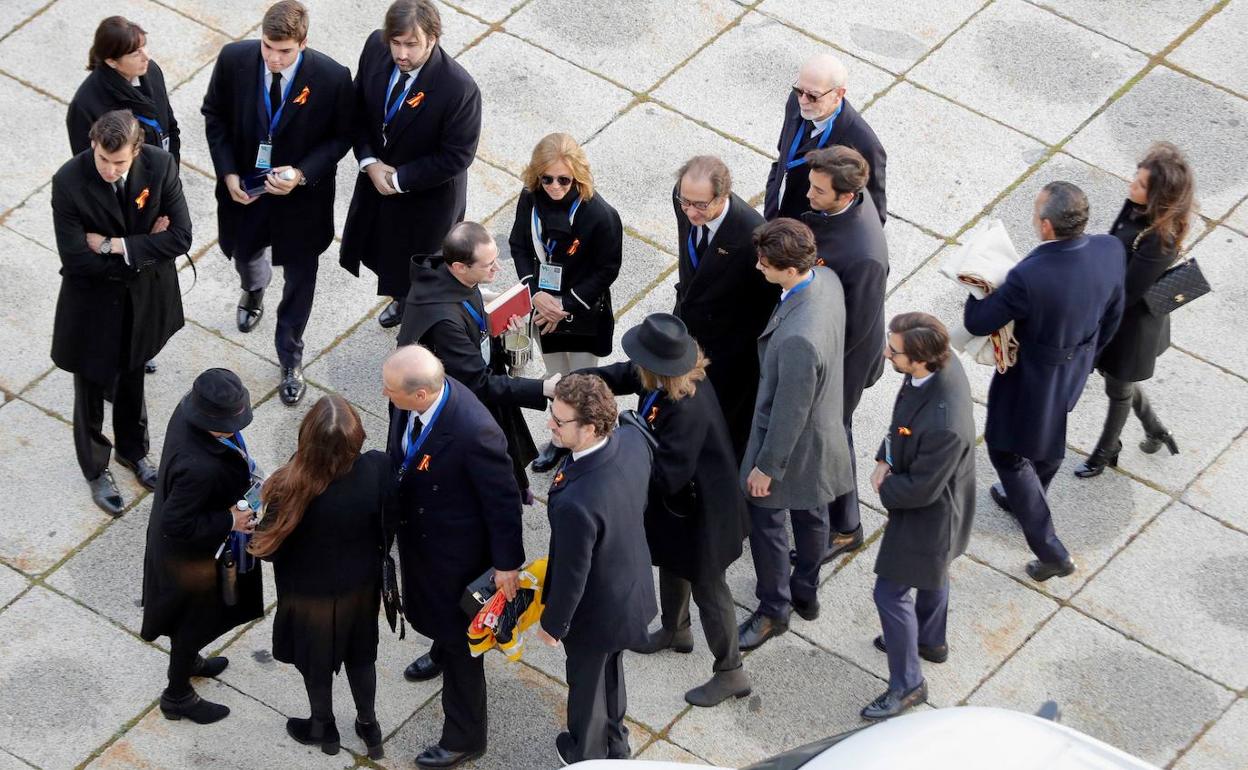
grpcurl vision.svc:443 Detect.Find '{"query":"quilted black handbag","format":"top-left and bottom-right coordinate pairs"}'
top-left (1136, 230), bottom-right (1211, 315)
top-left (380, 534), bottom-right (405, 639)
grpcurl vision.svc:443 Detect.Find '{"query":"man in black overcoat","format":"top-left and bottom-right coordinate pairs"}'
top-left (382, 345), bottom-right (524, 769)
top-left (764, 53), bottom-right (886, 225)
top-left (671, 155), bottom-right (777, 458)
top-left (965, 182), bottom-right (1125, 582)
top-left (863, 313), bottom-right (975, 720)
top-left (340, 0), bottom-right (482, 330)
top-left (537, 374), bottom-right (656, 764)
top-left (201, 0), bottom-right (353, 406)
top-left (800, 146), bottom-right (889, 563)
top-left (51, 110), bottom-right (190, 515)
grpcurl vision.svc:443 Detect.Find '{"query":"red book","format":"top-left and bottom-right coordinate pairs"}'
top-left (485, 283), bottom-right (532, 337)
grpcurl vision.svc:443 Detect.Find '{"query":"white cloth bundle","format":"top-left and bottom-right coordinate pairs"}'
top-left (940, 219), bottom-right (1021, 373)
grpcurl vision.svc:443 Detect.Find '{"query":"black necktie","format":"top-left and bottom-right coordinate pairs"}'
top-left (696, 226), bottom-right (709, 257)
top-left (114, 179), bottom-right (127, 212)
top-left (386, 74), bottom-right (408, 117)
top-left (269, 72), bottom-right (283, 119)
top-left (407, 414), bottom-right (423, 449)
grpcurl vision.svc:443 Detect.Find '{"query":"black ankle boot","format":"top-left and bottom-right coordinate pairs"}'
top-left (355, 718), bottom-right (384, 760)
top-left (1140, 431), bottom-right (1179, 456)
top-left (159, 689), bottom-right (230, 724)
top-left (287, 716), bottom-right (340, 755)
top-left (1074, 442), bottom-right (1121, 478)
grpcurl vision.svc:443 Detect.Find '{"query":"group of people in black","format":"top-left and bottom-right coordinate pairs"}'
top-left (48, 0), bottom-right (1199, 766)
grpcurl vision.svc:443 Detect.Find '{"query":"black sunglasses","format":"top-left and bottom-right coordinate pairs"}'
top-left (540, 175), bottom-right (574, 187)
top-left (791, 84), bottom-right (837, 102)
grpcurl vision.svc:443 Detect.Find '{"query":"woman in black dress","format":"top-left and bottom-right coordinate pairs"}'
top-left (510, 132), bottom-right (623, 471)
top-left (1077, 142), bottom-right (1195, 477)
top-left (249, 395), bottom-right (390, 758)
top-left (581, 314), bottom-right (752, 708)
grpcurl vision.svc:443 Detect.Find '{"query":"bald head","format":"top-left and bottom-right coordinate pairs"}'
top-left (796, 53), bottom-right (848, 121)
top-left (382, 344), bottom-right (446, 410)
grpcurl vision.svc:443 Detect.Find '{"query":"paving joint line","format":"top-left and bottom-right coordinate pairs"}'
top-left (0, 0), bottom-right (55, 47)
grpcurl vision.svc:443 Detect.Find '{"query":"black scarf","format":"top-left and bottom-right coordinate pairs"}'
top-left (533, 188), bottom-right (579, 241)
top-left (96, 66), bottom-right (161, 125)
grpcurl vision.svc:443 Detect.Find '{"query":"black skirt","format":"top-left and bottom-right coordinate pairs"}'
top-left (272, 583), bottom-right (381, 676)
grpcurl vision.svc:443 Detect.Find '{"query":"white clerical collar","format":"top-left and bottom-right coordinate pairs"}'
top-left (572, 435), bottom-right (609, 461)
top-left (703, 195), bottom-right (731, 240)
top-left (130, 75), bottom-right (141, 87)
top-left (811, 112), bottom-right (834, 135)
top-left (910, 371), bottom-right (934, 388)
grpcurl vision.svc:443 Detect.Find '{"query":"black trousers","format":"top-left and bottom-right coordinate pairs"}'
top-left (1094, 374), bottom-right (1166, 453)
top-left (827, 420), bottom-right (861, 538)
top-left (988, 448), bottom-right (1067, 564)
top-left (234, 248), bottom-right (319, 368)
top-left (73, 368), bottom-right (148, 480)
top-left (437, 640), bottom-right (487, 751)
top-left (303, 663), bottom-right (377, 723)
top-left (657, 568), bottom-right (741, 672)
top-left (564, 644), bottom-right (629, 761)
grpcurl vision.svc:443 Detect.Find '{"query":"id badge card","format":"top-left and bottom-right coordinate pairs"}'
top-left (255, 141), bottom-right (273, 170)
top-left (480, 333), bottom-right (492, 365)
top-left (160, 135), bottom-right (170, 152)
top-left (538, 263), bottom-right (563, 292)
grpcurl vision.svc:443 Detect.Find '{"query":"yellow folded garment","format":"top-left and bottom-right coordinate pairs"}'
top-left (467, 558), bottom-right (548, 661)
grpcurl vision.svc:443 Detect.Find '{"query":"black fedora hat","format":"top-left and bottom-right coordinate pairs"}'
top-left (622, 313), bottom-right (698, 377)
top-left (181, 368), bottom-right (253, 434)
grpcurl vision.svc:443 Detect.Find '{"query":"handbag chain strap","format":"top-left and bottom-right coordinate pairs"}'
top-left (1132, 225), bottom-right (1188, 270)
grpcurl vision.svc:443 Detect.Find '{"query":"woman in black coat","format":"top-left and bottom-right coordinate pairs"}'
top-left (1078, 142), bottom-right (1195, 477)
top-left (140, 369), bottom-right (262, 725)
top-left (511, 132), bottom-right (623, 471)
top-left (581, 314), bottom-right (751, 708)
top-left (248, 395), bottom-right (390, 758)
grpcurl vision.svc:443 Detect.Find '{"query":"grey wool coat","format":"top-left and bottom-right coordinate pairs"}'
top-left (740, 267), bottom-right (854, 510)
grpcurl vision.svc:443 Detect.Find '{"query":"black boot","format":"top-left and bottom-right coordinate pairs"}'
top-left (531, 442), bottom-right (569, 473)
top-left (159, 689), bottom-right (230, 724)
top-left (1074, 442), bottom-right (1121, 478)
top-left (355, 718), bottom-right (384, 760)
top-left (1140, 431), bottom-right (1179, 455)
top-left (287, 716), bottom-right (340, 755)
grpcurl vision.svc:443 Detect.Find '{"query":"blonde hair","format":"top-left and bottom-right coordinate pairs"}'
top-left (521, 132), bottom-right (595, 201)
top-left (635, 349), bottom-right (710, 401)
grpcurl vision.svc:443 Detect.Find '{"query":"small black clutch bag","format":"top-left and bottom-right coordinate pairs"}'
top-left (460, 568), bottom-right (497, 618)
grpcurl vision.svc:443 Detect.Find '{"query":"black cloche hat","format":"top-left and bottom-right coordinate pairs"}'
top-left (621, 313), bottom-right (698, 377)
top-left (181, 368), bottom-right (253, 434)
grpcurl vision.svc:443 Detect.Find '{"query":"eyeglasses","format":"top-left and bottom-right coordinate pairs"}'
top-left (540, 175), bottom-right (574, 187)
top-left (674, 193), bottom-right (718, 212)
top-left (548, 406), bottom-right (578, 428)
top-left (791, 84), bottom-right (838, 102)
top-left (886, 341), bottom-right (906, 358)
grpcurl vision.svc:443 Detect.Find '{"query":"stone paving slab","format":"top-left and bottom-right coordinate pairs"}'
top-left (311, 0), bottom-right (489, 74)
top-left (160, 0), bottom-right (269, 38)
top-left (302, 319), bottom-right (397, 421)
top-left (0, 0), bottom-right (45, 39)
top-left (1174, 696), bottom-right (1248, 770)
top-left (882, 218), bottom-right (944, 291)
top-left (1225, 197), bottom-right (1248, 234)
top-left (1065, 66), bottom-right (1248, 221)
top-left (652, 11), bottom-right (895, 156)
top-left (452, 0), bottom-right (528, 24)
top-left (1169, 0), bottom-right (1248, 97)
top-left (506, 0), bottom-right (742, 93)
top-left (166, 64), bottom-right (215, 178)
top-left (1073, 502), bottom-right (1248, 689)
top-left (86, 679), bottom-right (355, 770)
top-left (637, 740), bottom-right (708, 765)
top-left (865, 82), bottom-right (1046, 237)
top-left (0, 75), bottom-right (69, 214)
top-left (0, 587), bottom-right (168, 770)
top-left (1183, 432), bottom-right (1248, 532)
top-left (968, 608), bottom-right (1235, 768)
top-left (911, 0), bottom-right (1146, 144)
top-left (758, 0), bottom-right (986, 74)
top-left (1035, 0), bottom-right (1219, 55)
top-left (0, 564), bottom-right (28, 609)
top-left (3, 191), bottom-right (56, 258)
top-left (0, 229), bottom-right (60, 394)
top-left (805, 539), bottom-right (1058, 708)
top-left (0, 749), bottom-right (35, 770)
top-left (1171, 226), bottom-right (1248, 380)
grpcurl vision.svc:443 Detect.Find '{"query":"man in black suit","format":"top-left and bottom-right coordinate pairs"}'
top-left (672, 155), bottom-right (777, 457)
top-left (799, 146), bottom-right (889, 565)
top-left (965, 182), bottom-right (1125, 581)
top-left (764, 53), bottom-right (886, 225)
top-left (537, 374), bottom-right (656, 764)
top-left (201, 0), bottom-right (353, 406)
top-left (51, 111), bottom-right (190, 515)
top-left (864, 313), bottom-right (975, 720)
top-left (382, 345), bottom-right (524, 769)
top-left (340, 0), bottom-right (482, 330)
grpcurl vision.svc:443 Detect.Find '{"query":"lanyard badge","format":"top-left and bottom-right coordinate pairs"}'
top-left (397, 381), bottom-right (451, 482)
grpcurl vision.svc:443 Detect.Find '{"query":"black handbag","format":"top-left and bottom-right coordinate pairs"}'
top-left (216, 542), bottom-right (238, 608)
top-left (1135, 230), bottom-right (1212, 315)
top-left (460, 567), bottom-right (498, 617)
top-left (380, 534), bottom-right (405, 639)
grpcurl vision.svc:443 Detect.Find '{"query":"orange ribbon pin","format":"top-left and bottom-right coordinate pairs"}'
top-left (553, 470), bottom-right (565, 486)
top-left (135, 187), bottom-right (150, 210)
top-left (417, 454), bottom-right (431, 471)
top-left (406, 91), bottom-right (425, 109)
top-left (292, 85), bottom-right (310, 105)
top-left (647, 406), bottom-right (659, 424)
top-left (567, 238), bottom-right (580, 256)
top-left (898, 426), bottom-right (912, 436)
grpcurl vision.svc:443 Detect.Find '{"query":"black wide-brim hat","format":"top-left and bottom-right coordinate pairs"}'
top-left (181, 368), bottom-right (253, 434)
top-left (621, 313), bottom-right (698, 377)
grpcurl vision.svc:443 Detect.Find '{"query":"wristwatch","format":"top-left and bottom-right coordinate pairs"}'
top-left (100, 238), bottom-right (112, 255)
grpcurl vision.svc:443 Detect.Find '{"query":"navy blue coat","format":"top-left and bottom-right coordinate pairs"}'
top-left (387, 377), bottom-right (525, 643)
top-left (965, 235), bottom-right (1126, 460)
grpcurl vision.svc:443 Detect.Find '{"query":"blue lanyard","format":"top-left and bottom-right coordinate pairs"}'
top-left (383, 65), bottom-right (413, 126)
top-left (398, 381), bottom-right (451, 480)
top-left (780, 272), bottom-right (815, 304)
top-left (533, 197), bottom-right (582, 259)
top-left (784, 102), bottom-right (841, 170)
top-left (218, 432), bottom-right (256, 476)
top-left (261, 53), bottom-right (303, 140)
top-left (640, 390), bottom-right (660, 418)
top-left (687, 229), bottom-right (700, 270)
top-left (133, 113), bottom-right (163, 138)
top-left (461, 300), bottom-right (486, 334)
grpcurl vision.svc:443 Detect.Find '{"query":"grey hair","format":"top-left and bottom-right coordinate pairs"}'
top-left (1038, 181), bottom-right (1089, 239)
top-left (676, 155), bottom-right (733, 199)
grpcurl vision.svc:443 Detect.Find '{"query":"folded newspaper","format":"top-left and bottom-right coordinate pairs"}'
top-left (939, 219), bottom-right (1020, 373)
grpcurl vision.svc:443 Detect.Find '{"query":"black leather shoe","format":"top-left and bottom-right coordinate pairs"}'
top-left (1140, 431), bottom-right (1179, 456)
top-left (378, 299), bottom-right (404, 329)
top-left (159, 690), bottom-right (230, 724)
top-left (873, 634), bottom-right (948, 664)
top-left (989, 482), bottom-right (1011, 513)
top-left (355, 719), bottom-right (385, 760)
top-left (191, 655), bottom-right (229, 678)
top-left (144, 358), bottom-right (158, 374)
top-left (403, 653), bottom-right (443, 682)
top-left (555, 731), bottom-right (577, 766)
top-left (88, 470), bottom-right (124, 517)
top-left (630, 626), bottom-right (694, 654)
top-left (792, 595), bottom-right (820, 621)
top-left (737, 609), bottom-right (788, 652)
top-left (236, 289), bottom-right (264, 333)
top-left (1026, 557), bottom-right (1076, 582)
top-left (416, 744), bottom-right (485, 769)
top-left (861, 681), bottom-right (927, 720)
top-left (1075, 442), bottom-right (1121, 478)
top-left (790, 523), bottom-right (865, 566)
top-left (279, 367), bottom-right (306, 406)
top-left (287, 716), bottom-right (340, 755)
top-left (117, 455), bottom-right (158, 491)
top-left (531, 442), bottom-right (569, 473)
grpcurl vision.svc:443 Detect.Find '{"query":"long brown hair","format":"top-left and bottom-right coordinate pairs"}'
top-left (88, 16), bottom-right (145, 71)
top-left (249, 395), bottom-right (365, 557)
top-left (1137, 142), bottom-right (1195, 252)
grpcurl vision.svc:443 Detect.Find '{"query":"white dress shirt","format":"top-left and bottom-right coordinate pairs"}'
top-left (402, 383), bottom-right (446, 453)
top-left (571, 435), bottom-right (609, 461)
